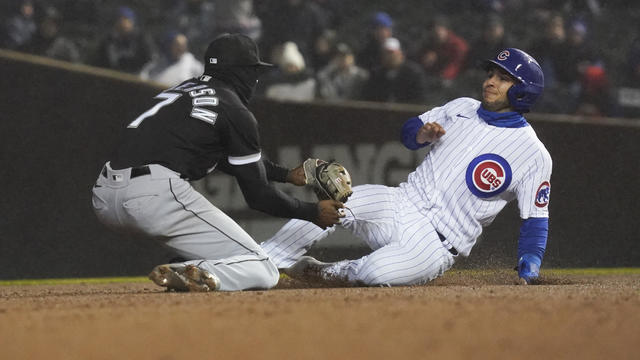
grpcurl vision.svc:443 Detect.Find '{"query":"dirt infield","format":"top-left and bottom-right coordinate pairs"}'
top-left (1, 270), bottom-right (638, 360)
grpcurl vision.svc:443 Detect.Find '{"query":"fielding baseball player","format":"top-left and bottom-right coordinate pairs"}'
top-left (91, 34), bottom-right (344, 292)
top-left (261, 48), bottom-right (552, 286)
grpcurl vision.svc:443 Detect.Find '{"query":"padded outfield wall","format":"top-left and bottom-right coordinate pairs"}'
top-left (0, 50), bottom-right (638, 279)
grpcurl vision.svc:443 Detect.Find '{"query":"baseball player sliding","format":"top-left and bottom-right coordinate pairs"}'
top-left (261, 48), bottom-right (552, 286)
top-left (91, 34), bottom-right (344, 292)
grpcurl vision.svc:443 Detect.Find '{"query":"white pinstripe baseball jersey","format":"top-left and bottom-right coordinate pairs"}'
top-left (261, 96), bottom-right (552, 286)
top-left (399, 97), bottom-right (552, 256)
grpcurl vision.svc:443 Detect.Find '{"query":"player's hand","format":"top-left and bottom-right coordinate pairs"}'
top-left (313, 200), bottom-right (345, 229)
top-left (516, 254), bottom-right (541, 285)
top-left (416, 122), bottom-right (446, 144)
top-left (286, 163), bottom-right (306, 186)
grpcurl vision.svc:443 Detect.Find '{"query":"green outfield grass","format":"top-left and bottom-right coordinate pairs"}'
top-left (0, 276), bottom-right (149, 286)
top-left (0, 268), bottom-right (638, 286)
top-left (542, 268), bottom-right (640, 276)
top-left (446, 267), bottom-right (640, 277)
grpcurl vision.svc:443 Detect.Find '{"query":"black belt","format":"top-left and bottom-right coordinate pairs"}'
top-left (130, 165), bottom-right (151, 178)
top-left (102, 165), bottom-right (151, 179)
top-left (437, 231), bottom-right (458, 256)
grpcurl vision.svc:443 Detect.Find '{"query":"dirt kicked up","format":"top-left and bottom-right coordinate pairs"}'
top-left (1, 269), bottom-right (638, 360)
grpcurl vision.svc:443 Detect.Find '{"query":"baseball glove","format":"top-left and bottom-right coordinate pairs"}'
top-left (303, 158), bottom-right (353, 203)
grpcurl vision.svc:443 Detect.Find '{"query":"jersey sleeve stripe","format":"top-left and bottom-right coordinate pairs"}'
top-left (228, 152), bottom-right (262, 165)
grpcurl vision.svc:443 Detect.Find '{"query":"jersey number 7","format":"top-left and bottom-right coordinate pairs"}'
top-left (127, 92), bottom-right (182, 128)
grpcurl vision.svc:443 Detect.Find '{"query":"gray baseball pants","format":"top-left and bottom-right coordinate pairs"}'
top-left (91, 162), bottom-right (279, 291)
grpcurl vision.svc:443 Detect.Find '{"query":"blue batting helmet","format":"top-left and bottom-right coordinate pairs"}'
top-left (483, 48), bottom-right (544, 113)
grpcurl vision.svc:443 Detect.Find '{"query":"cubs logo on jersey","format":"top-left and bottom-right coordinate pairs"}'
top-left (535, 181), bottom-right (551, 208)
top-left (465, 154), bottom-right (512, 198)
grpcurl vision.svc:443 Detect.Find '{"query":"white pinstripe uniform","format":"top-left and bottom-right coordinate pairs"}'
top-left (261, 97), bottom-right (552, 286)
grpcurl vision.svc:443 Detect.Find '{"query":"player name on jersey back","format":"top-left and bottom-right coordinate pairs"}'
top-left (169, 75), bottom-right (218, 125)
top-left (127, 76), bottom-right (219, 129)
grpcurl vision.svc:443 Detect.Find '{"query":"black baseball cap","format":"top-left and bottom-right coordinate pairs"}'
top-left (204, 33), bottom-right (273, 69)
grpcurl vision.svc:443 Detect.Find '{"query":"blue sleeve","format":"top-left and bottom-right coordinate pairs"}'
top-left (517, 217), bottom-right (548, 282)
top-left (401, 116), bottom-right (430, 150)
top-left (518, 217), bottom-right (548, 260)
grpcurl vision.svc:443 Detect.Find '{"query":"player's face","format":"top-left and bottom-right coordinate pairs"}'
top-left (482, 67), bottom-right (516, 112)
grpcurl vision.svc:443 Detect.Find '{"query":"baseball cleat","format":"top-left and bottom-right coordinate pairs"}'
top-left (183, 264), bottom-right (221, 292)
top-left (148, 264), bottom-right (190, 291)
top-left (282, 256), bottom-right (331, 281)
top-left (148, 264), bottom-right (220, 292)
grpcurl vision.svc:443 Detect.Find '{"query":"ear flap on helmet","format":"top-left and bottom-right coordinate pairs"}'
top-left (507, 82), bottom-right (543, 113)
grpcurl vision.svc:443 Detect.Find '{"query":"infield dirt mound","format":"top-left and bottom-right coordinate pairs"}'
top-left (1, 270), bottom-right (638, 360)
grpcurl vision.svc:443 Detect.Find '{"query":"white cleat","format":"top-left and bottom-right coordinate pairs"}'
top-left (148, 264), bottom-right (220, 292)
top-left (282, 256), bottom-right (331, 281)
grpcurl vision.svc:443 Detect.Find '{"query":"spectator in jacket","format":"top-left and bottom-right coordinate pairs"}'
top-left (261, 41), bottom-right (317, 102)
top-left (140, 31), bottom-right (203, 86)
top-left (357, 11), bottom-right (394, 72)
top-left (91, 6), bottom-right (154, 74)
top-left (2, 0), bottom-right (37, 49)
top-left (362, 37), bottom-right (427, 104)
top-left (20, 6), bottom-right (81, 63)
top-left (316, 42), bottom-right (369, 101)
top-left (417, 15), bottom-right (469, 88)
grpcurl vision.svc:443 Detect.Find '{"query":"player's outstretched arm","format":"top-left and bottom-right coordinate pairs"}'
top-left (220, 159), bottom-right (307, 187)
top-left (516, 217), bottom-right (548, 284)
top-left (262, 159), bottom-right (307, 185)
top-left (231, 161), bottom-right (343, 229)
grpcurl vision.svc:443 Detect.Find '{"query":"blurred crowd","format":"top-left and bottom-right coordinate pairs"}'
top-left (3, 0), bottom-right (640, 117)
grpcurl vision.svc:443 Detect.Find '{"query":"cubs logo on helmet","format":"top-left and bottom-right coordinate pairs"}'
top-left (534, 181), bottom-right (551, 208)
top-left (465, 154), bottom-right (512, 198)
top-left (497, 50), bottom-right (510, 61)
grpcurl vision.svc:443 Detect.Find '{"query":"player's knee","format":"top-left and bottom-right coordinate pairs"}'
top-left (353, 262), bottom-right (387, 285)
top-left (254, 258), bottom-right (280, 289)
